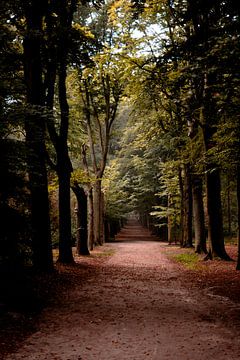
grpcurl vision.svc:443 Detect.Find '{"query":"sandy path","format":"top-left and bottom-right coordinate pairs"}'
top-left (5, 221), bottom-right (240, 360)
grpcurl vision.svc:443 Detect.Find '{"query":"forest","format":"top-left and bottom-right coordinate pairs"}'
top-left (1, 0), bottom-right (240, 342)
top-left (1, 0), bottom-right (240, 358)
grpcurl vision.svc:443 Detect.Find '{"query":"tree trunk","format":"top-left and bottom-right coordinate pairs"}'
top-left (167, 195), bottom-right (176, 244)
top-left (24, 2), bottom-right (53, 272)
top-left (178, 167), bottom-right (184, 246)
top-left (72, 185), bottom-right (89, 256)
top-left (168, 216), bottom-right (174, 244)
top-left (88, 187), bottom-right (94, 251)
top-left (100, 191), bottom-right (105, 244)
top-left (227, 176), bottom-right (232, 236)
top-left (93, 179), bottom-right (102, 246)
top-left (57, 166), bottom-right (74, 263)
top-left (56, 51), bottom-right (74, 264)
top-left (192, 176), bottom-right (207, 253)
top-left (205, 168), bottom-right (231, 260)
top-left (183, 164), bottom-right (193, 247)
top-left (236, 168), bottom-right (240, 270)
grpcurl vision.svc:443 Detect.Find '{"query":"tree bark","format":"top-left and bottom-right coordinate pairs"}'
top-left (24, 2), bottom-right (53, 272)
top-left (93, 180), bottom-right (102, 245)
top-left (72, 184), bottom-right (89, 256)
top-left (203, 124), bottom-right (231, 260)
top-left (205, 168), bottom-right (231, 260)
top-left (183, 164), bottom-right (193, 247)
top-left (57, 164), bottom-right (74, 263)
top-left (100, 191), bottom-right (105, 244)
top-left (178, 167), bottom-right (184, 246)
top-left (227, 176), bottom-right (232, 236)
top-left (56, 44), bottom-right (74, 264)
top-left (167, 195), bottom-right (176, 244)
top-left (88, 187), bottom-right (94, 251)
top-left (236, 167), bottom-right (240, 270)
top-left (192, 176), bottom-right (207, 254)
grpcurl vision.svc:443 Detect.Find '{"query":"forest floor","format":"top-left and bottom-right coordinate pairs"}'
top-left (1, 220), bottom-right (240, 360)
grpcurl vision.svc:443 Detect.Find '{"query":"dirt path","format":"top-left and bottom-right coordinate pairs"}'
top-left (5, 221), bottom-right (240, 360)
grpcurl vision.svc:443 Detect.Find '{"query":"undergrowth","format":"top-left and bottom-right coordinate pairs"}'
top-left (171, 252), bottom-right (202, 270)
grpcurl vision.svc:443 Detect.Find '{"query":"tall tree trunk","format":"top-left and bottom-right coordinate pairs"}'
top-left (57, 165), bottom-right (73, 263)
top-left (100, 191), bottom-right (105, 244)
top-left (93, 179), bottom-right (102, 246)
top-left (72, 184), bottom-right (89, 256)
top-left (236, 168), bottom-right (240, 270)
top-left (183, 164), bottom-right (193, 247)
top-left (24, 2), bottom-right (53, 272)
top-left (205, 168), bottom-right (231, 260)
top-left (56, 53), bottom-right (74, 264)
top-left (167, 195), bottom-right (175, 244)
top-left (203, 123), bottom-right (231, 260)
top-left (178, 167), bottom-right (184, 246)
top-left (227, 176), bottom-right (232, 236)
top-left (88, 187), bottom-right (94, 251)
top-left (192, 176), bottom-right (207, 253)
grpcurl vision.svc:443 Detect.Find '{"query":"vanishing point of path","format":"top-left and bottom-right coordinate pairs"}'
top-left (5, 221), bottom-right (240, 360)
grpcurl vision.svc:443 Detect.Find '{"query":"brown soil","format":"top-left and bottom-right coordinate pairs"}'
top-left (1, 220), bottom-right (240, 360)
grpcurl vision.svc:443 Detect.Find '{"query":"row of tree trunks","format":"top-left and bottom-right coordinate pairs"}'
top-left (176, 161), bottom-right (229, 260)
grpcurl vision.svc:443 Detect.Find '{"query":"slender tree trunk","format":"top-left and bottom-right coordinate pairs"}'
top-left (93, 179), bottom-right (102, 245)
top-left (72, 185), bottom-right (89, 256)
top-left (88, 187), bottom-right (94, 251)
top-left (104, 220), bottom-right (110, 242)
top-left (167, 195), bottom-right (175, 244)
top-left (24, 3), bottom-right (53, 272)
top-left (236, 168), bottom-right (240, 270)
top-left (183, 164), bottom-right (193, 247)
top-left (192, 176), bottom-right (207, 253)
top-left (178, 167), bottom-right (184, 246)
top-left (100, 192), bottom-right (105, 244)
top-left (227, 176), bottom-right (232, 236)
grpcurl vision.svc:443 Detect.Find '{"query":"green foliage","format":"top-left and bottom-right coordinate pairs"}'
top-left (171, 252), bottom-right (201, 270)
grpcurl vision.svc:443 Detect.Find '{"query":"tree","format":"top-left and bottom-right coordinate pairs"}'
top-left (23, 1), bottom-right (53, 271)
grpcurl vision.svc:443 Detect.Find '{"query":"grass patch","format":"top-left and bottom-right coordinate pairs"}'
top-left (171, 252), bottom-right (201, 270)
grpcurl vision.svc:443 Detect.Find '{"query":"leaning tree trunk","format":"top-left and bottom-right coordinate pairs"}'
top-left (24, 2), bottom-right (53, 272)
top-left (236, 167), bottom-right (240, 270)
top-left (192, 176), bottom-right (207, 254)
top-left (72, 184), bottom-right (89, 256)
top-left (183, 164), bottom-right (193, 248)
